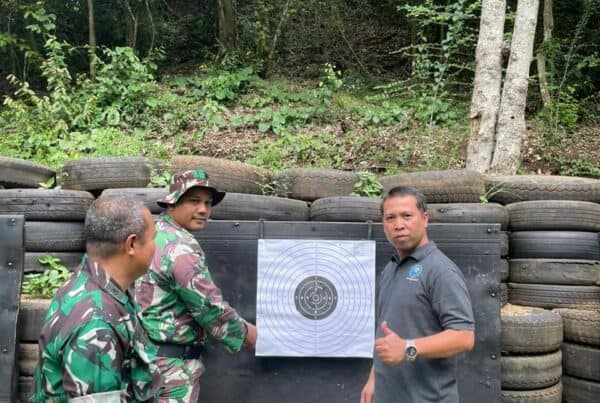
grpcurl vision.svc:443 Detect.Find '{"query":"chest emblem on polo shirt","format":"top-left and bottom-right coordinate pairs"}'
top-left (406, 265), bottom-right (423, 281)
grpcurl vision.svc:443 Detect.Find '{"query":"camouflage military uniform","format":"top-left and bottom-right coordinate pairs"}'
top-left (135, 212), bottom-right (247, 402)
top-left (32, 256), bottom-right (162, 403)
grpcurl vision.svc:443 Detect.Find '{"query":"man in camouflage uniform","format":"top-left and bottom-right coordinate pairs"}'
top-left (136, 169), bottom-right (257, 402)
top-left (32, 196), bottom-right (162, 403)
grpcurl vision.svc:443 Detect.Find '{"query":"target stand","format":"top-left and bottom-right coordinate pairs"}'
top-left (256, 239), bottom-right (375, 358)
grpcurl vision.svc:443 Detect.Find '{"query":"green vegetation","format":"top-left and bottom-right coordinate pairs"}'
top-left (0, 2), bottom-right (597, 178)
top-left (351, 172), bottom-right (384, 198)
top-left (22, 255), bottom-right (71, 298)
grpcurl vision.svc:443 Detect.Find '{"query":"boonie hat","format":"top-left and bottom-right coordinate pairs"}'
top-left (157, 169), bottom-right (225, 208)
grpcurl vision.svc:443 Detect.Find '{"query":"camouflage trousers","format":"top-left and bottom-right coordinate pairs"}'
top-left (155, 356), bottom-right (205, 403)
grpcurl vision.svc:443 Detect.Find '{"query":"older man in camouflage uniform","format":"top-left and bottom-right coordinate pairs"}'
top-left (32, 196), bottom-right (162, 402)
top-left (135, 169), bottom-right (257, 402)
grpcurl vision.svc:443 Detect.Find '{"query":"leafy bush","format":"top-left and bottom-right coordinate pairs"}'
top-left (361, 101), bottom-right (407, 126)
top-left (559, 157), bottom-right (600, 178)
top-left (181, 65), bottom-right (256, 102)
top-left (375, 0), bottom-right (479, 127)
top-left (249, 131), bottom-right (341, 170)
top-left (0, 36), bottom-right (165, 166)
top-left (351, 172), bottom-right (383, 198)
top-left (22, 255), bottom-right (72, 298)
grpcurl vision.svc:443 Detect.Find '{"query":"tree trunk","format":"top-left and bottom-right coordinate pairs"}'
top-left (264, 0), bottom-right (294, 76)
top-left (466, 0), bottom-right (506, 173)
top-left (490, 0), bottom-right (540, 174)
top-left (145, 0), bottom-right (155, 56)
top-left (217, 0), bottom-right (237, 53)
top-left (124, 0), bottom-right (138, 48)
top-left (536, 0), bottom-right (553, 107)
top-left (87, 0), bottom-right (96, 77)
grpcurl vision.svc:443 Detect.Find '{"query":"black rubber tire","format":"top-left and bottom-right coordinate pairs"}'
top-left (501, 283), bottom-right (508, 307)
top-left (427, 203), bottom-right (508, 229)
top-left (501, 381), bottom-right (562, 403)
top-left (19, 298), bottom-right (50, 342)
top-left (0, 189), bottom-right (94, 221)
top-left (381, 169), bottom-right (486, 203)
top-left (508, 283), bottom-right (600, 310)
top-left (500, 259), bottom-right (509, 282)
top-left (554, 308), bottom-right (600, 346)
top-left (509, 231), bottom-right (599, 260)
top-left (309, 196), bottom-right (381, 222)
top-left (24, 252), bottom-right (83, 273)
top-left (0, 156), bottom-right (55, 188)
top-left (562, 375), bottom-right (600, 403)
top-left (170, 155), bottom-right (274, 195)
top-left (485, 174), bottom-right (600, 204)
top-left (508, 200), bottom-right (600, 231)
top-left (509, 259), bottom-right (600, 286)
top-left (212, 193), bottom-right (309, 221)
top-left (18, 376), bottom-right (33, 403)
top-left (500, 231), bottom-right (509, 257)
top-left (562, 342), bottom-right (600, 382)
top-left (275, 168), bottom-right (359, 201)
top-left (18, 343), bottom-right (37, 377)
top-left (501, 350), bottom-right (562, 390)
top-left (501, 304), bottom-right (563, 354)
top-left (101, 188), bottom-right (168, 214)
top-left (24, 221), bottom-right (85, 252)
top-left (59, 157), bottom-right (164, 192)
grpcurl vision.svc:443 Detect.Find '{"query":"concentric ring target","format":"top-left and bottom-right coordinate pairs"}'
top-left (294, 276), bottom-right (338, 320)
top-left (257, 239), bottom-right (375, 357)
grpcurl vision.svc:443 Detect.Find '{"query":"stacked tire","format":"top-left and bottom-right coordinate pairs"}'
top-left (491, 175), bottom-right (600, 403)
top-left (554, 309), bottom-right (600, 402)
top-left (506, 201), bottom-right (600, 311)
top-left (500, 304), bottom-right (563, 402)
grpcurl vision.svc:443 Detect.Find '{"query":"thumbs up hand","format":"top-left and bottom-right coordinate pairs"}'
top-left (374, 321), bottom-right (406, 365)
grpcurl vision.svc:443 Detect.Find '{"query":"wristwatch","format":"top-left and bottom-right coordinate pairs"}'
top-left (405, 339), bottom-right (418, 362)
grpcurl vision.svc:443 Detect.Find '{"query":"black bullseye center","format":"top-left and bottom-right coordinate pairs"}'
top-left (294, 275), bottom-right (338, 320)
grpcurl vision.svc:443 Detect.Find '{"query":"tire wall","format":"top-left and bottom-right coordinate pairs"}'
top-left (4, 157), bottom-right (599, 402)
top-left (505, 198), bottom-right (600, 403)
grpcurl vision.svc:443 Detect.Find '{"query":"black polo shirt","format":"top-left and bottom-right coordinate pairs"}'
top-left (374, 242), bottom-right (474, 403)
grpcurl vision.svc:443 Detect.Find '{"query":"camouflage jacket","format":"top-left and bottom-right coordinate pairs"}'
top-left (32, 257), bottom-right (162, 403)
top-left (135, 213), bottom-right (247, 353)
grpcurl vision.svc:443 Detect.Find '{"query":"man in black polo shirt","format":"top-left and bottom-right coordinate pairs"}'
top-left (360, 186), bottom-right (475, 403)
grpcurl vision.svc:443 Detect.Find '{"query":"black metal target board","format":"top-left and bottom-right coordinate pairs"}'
top-left (256, 239), bottom-right (376, 357)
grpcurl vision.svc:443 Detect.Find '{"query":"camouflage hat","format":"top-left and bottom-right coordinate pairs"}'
top-left (157, 169), bottom-right (225, 208)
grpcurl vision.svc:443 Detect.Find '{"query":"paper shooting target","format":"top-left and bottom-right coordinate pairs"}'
top-left (256, 239), bottom-right (375, 357)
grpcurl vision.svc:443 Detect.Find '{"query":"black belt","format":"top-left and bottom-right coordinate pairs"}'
top-left (155, 343), bottom-right (203, 359)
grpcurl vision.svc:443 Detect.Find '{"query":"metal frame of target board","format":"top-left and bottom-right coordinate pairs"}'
top-left (194, 221), bottom-right (501, 403)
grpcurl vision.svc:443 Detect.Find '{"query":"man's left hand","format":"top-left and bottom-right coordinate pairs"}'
top-left (374, 321), bottom-right (406, 365)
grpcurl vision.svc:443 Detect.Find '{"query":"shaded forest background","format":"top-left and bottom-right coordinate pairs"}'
top-left (1, 0), bottom-right (598, 178)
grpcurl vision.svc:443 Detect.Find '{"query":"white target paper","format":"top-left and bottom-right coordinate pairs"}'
top-left (256, 239), bottom-right (375, 358)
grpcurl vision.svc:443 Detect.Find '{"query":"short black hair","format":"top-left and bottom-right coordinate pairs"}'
top-left (380, 186), bottom-right (428, 214)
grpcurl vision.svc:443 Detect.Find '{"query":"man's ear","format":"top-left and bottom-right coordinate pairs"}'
top-left (124, 234), bottom-right (137, 256)
top-left (422, 211), bottom-right (430, 226)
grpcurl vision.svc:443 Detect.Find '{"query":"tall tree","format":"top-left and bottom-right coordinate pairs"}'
top-left (466, 0), bottom-right (506, 172)
top-left (218, 0), bottom-right (237, 52)
top-left (490, 0), bottom-right (540, 173)
top-left (87, 0), bottom-right (96, 76)
top-left (536, 0), bottom-right (553, 107)
top-left (123, 0), bottom-right (138, 48)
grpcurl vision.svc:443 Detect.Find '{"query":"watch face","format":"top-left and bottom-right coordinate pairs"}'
top-left (406, 346), bottom-right (417, 358)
